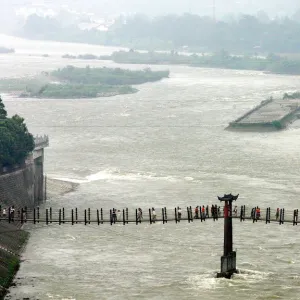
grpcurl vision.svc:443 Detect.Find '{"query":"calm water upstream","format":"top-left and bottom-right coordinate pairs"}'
top-left (1, 34), bottom-right (300, 299)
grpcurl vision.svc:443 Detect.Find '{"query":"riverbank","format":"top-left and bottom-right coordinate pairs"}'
top-left (0, 223), bottom-right (29, 300)
top-left (0, 66), bottom-right (169, 99)
top-left (86, 50), bottom-right (300, 76)
top-left (1, 177), bottom-right (79, 299)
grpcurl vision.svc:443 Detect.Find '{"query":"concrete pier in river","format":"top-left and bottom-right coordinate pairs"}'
top-left (228, 97), bottom-right (300, 130)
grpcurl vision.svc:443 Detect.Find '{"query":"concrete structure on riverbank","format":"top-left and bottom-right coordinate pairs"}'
top-left (0, 135), bottom-right (49, 297)
top-left (0, 135), bottom-right (49, 208)
top-left (228, 97), bottom-right (300, 131)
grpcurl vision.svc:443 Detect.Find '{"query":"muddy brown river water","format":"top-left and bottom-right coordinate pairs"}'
top-left (1, 34), bottom-right (300, 300)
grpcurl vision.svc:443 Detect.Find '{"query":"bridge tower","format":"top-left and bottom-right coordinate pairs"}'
top-left (217, 193), bottom-right (239, 279)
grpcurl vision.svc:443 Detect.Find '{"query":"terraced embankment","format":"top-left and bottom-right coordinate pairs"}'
top-left (0, 164), bottom-right (35, 299)
top-left (0, 223), bottom-right (28, 299)
top-left (228, 97), bottom-right (300, 131)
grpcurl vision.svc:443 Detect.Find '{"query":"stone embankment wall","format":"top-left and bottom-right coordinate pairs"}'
top-left (0, 164), bottom-right (35, 210)
top-left (0, 137), bottom-right (48, 299)
top-left (0, 160), bottom-right (42, 299)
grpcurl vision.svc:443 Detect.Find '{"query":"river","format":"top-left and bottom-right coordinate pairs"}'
top-left (2, 34), bottom-right (300, 299)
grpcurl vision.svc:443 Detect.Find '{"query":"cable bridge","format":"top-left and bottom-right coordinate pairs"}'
top-left (2, 194), bottom-right (299, 279)
top-left (1, 205), bottom-right (298, 226)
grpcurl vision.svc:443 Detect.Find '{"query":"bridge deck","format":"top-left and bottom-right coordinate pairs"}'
top-left (1, 206), bottom-right (297, 226)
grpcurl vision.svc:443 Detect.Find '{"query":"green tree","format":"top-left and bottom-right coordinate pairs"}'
top-left (0, 98), bottom-right (34, 167)
top-left (0, 96), bottom-right (7, 118)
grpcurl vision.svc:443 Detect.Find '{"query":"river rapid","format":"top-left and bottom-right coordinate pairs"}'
top-left (2, 34), bottom-right (300, 300)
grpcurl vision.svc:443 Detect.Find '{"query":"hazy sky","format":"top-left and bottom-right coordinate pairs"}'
top-left (2, 0), bottom-right (300, 17)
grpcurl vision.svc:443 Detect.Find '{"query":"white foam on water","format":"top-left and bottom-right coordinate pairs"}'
top-left (51, 170), bottom-right (195, 184)
top-left (85, 169), bottom-right (180, 183)
top-left (65, 234), bottom-right (76, 241)
top-left (46, 294), bottom-right (76, 300)
top-left (53, 177), bottom-right (88, 184)
top-left (184, 176), bottom-right (194, 181)
top-left (236, 269), bottom-right (271, 281)
top-left (119, 113), bottom-right (131, 117)
top-left (186, 273), bottom-right (219, 291)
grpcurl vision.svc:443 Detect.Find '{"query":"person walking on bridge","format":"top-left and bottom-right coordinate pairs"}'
top-left (10, 206), bottom-right (15, 222)
top-left (112, 208), bottom-right (117, 223)
top-left (276, 208), bottom-right (280, 220)
top-left (177, 207), bottom-right (182, 221)
top-left (233, 206), bottom-right (238, 217)
top-left (256, 207), bottom-right (261, 220)
top-left (152, 208), bottom-right (156, 223)
top-left (206, 205), bottom-right (209, 218)
top-left (201, 206), bottom-right (205, 219)
top-left (2, 208), bottom-right (6, 219)
top-left (137, 208), bottom-right (143, 222)
top-left (194, 206), bottom-right (199, 219)
top-left (212, 205), bottom-right (217, 219)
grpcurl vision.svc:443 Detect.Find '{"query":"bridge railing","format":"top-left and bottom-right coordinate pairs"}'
top-left (34, 135), bottom-right (49, 149)
top-left (0, 205), bottom-right (297, 226)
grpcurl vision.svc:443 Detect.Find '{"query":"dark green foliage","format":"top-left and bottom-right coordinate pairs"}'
top-left (283, 92), bottom-right (300, 99)
top-left (20, 83), bottom-right (137, 98)
top-left (51, 65), bottom-right (169, 85)
top-left (0, 96), bottom-right (7, 118)
top-left (272, 120), bottom-right (284, 129)
top-left (0, 256), bottom-right (20, 287)
top-left (0, 98), bottom-right (34, 167)
top-left (0, 66), bottom-right (167, 99)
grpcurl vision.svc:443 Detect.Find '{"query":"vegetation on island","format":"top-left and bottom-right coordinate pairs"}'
top-left (0, 66), bottom-right (169, 99)
top-left (20, 83), bottom-right (137, 99)
top-left (0, 96), bottom-right (34, 167)
top-left (0, 47), bottom-right (15, 54)
top-left (283, 92), bottom-right (300, 99)
top-left (18, 13), bottom-right (300, 53)
top-left (94, 50), bottom-right (300, 75)
top-left (52, 65), bottom-right (169, 85)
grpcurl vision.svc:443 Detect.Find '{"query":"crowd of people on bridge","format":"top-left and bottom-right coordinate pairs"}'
top-left (251, 206), bottom-right (261, 220)
top-left (0, 205), bottom-right (27, 222)
top-left (1, 206), bottom-right (15, 221)
top-left (108, 205), bottom-right (287, 223)
top-left (193, 205), bottom-right (222, 219)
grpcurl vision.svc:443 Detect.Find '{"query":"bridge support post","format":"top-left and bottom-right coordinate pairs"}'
top-left (217, 193), bottom-right (239, 279)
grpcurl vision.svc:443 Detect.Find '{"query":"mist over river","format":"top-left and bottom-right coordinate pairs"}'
top-left (2, 34), bottom-right (300, 299)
